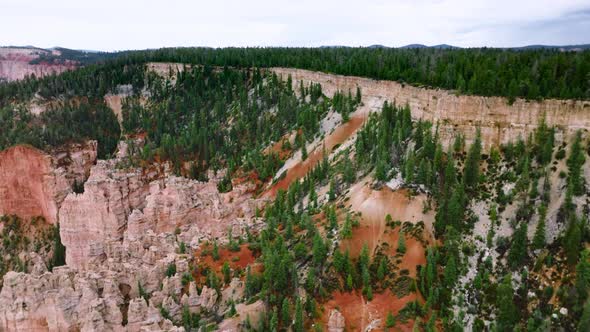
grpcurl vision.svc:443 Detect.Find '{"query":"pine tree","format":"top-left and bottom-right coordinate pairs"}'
top-left (433, 143), bottom-right (444, 175)
top-left (515, 155), bottom-right (530, 194)
top-left (579, 299), bottom-right (590, 332)
top-left (360, 243), bottom-right (370, 270)
top-left (294, 298), bottom-right (304, 332)
top-left (343, 156), bottom-right (356, 183)
top-left (567, 131), bottom-right (586, 196)
top-left (404, 151), bottom-right (415, 183)
top-left (377, 258), bottom-right (387, 281)
top-left (463, 129), bottom-right (482, 191)
top-left (376, 156), bottom-right (387, 181)
top-left (534, 116), bottom-right (554, 166)
top-left (312, 233), bottom-right (328, 267)
top-left (444, 254), bottom-right (457, 286)
top-left (326, 205), bottom-right (338, 231)
top-left (341, 213), bottom-right (353, 239)
top-left (564, 214), bottom-right (582, 266)
top-left (486, 204), bottom-right (498, 248)
top-left (453, 134), bottom-right (464, 153)
top-left (281, 298), bottom-right (291, 326)
top-left (222, 261), bottom-right (231, 284)
top-left (577, 250), bottom-right (590, 306)
top-left (212, 241), bottom-right (220, 261)
top-left (362, 266), bottom-right (370, 290)
top-left (366, 284), bottom-right (373, 300)
top-left (497, 274), bottom-right (518, 331)
top-left (397, 230), bottom-right (407, 254)
top-left (443, 153), bottom-right (457, 196)
top-left (425, 312), bottom-right (437, 332)
top-left (270, 308), bottom-right (279, 332)
top-left (328, 178), bottom-right (336, 201)
top-left (508, 222), bottom-right (528, 269)
top-left (447, 185), bottom-right (466, 230)
top-left (301, 144), bottom-right (308, 161)
top-left (346, 274), bottom-right (354, 291)
top-left (532, 204), bottom-right (547, 250)
top-left (386, 311), bottom-right (396, 329)
top-left (417, 159), bottom-right (429, 185)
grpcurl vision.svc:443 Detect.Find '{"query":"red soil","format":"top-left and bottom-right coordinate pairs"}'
top-left (341, 183), bottom-right (434, 261)
top-left (193, 244), bottom-right (260, 286)
top-left (264, 130), bottom-right (297, 161)
top-left (266, 115), bottom-right (366, 197)
top-left (320, 183), bottom-right (433, 330)
top-left (194, 243), bottom-right (257, 272)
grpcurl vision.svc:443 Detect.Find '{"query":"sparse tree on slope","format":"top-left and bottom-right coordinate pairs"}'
top-left (463, 129), bottom-right (482, 191)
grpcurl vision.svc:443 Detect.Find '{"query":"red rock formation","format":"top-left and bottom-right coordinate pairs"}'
top-left (0, 142), bottom-right (96, 223)
top-left (0, 48), bottom-right (77, 82)
top-left (58, 159), bottom-right (154, 268)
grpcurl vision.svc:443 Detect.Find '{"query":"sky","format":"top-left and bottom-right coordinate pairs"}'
top-left (1, 0), bottom-right (589, 51)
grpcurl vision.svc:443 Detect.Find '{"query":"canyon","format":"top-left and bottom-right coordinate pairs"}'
top-left (0, 62), bottom-right (589, 331)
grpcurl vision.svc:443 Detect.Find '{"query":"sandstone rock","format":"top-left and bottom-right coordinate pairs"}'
top-left (270, 68), bottom-right (590, 150)
top-left (59, 159), bottom-right (153, 268)
top-left (0, 141), bottom-right (96, 224)
top-left (218, 300), bottom-right (266, 332)
top-left (327, 309), bottom-right (346, 332)
top-left (199, 286), bottom-right (219, 311)
top-left (0, 268), bottom-right (123, 332)
top-left (127, 176), bottom-right (260, 242)
top-left (221, 278), bottom-right (245, 306)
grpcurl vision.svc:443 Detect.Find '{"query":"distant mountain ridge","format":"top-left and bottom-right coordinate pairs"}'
top-left (395, 43), bottom-right (590, 50)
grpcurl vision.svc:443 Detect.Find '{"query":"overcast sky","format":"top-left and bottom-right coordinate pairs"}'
top-left (1, 0), bottom-right (589, 51)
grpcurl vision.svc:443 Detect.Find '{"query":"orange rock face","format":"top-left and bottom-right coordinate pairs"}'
top-left (0, 146), bottom-right (66, 224)
top-left (0, 142), bottom-right (97, 223)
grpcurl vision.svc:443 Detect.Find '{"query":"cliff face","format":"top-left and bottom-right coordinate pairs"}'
top-left (59, 161), bottom-right (262, 269)
top-left (270, 68), bottom-right (590, 147)
top-left (58, 159), bottom-right (154, 269)
top-left (0, 48), bottom-right (77, 82)
top-left (0, 142), bottom-right (96, 224)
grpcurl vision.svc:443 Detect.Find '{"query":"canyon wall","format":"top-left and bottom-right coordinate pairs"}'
top-left (58, 159), bottom-right (153, 268)
top-left (270, 68), bottom-right (590, 147)
top-left (0, 142), bottom-right (96, 224)
top-left (0, 48), bottom-right (77, 82)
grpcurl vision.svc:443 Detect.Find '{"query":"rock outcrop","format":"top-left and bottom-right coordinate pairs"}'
top-left (217, 300), bottom-right (266, 331)
top-left (126, 175), bottom-right (259, 242)
top-left (1, 176), bottom-right (264, 331)
top-left (0, 245), bottom-right (187, 332)
top-left (0, 47), bottom-right (77, 82)
top-left (58, 137), bottom-right (262, 269)
top-left (270, 68), bottom-right (590, 148)
top-left (0, 141), bottom-right (96, 224)
top-left (58, 159), bottom-right (154, 268)
top-left (327, 309), bottom-right (346, 332)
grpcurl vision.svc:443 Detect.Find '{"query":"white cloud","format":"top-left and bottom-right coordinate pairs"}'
top-left (0, 0), bottom-right (588, 50)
